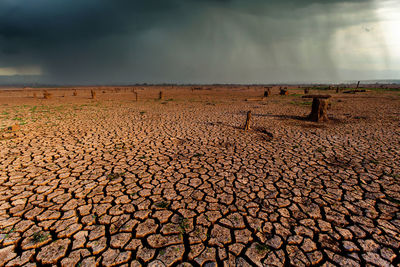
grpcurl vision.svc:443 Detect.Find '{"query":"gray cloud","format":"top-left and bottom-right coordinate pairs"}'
top-left (0, 0), bottom-right (393, 84)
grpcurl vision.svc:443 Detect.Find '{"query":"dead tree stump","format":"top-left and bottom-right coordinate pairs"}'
top-left (91, 90), bottom-right (96, 99)
top-left (159, 91), bottom-right (164, 100)
top-left (244, 111), bottom-right (252, 131)
top-left (134, 91), bottom-right (138, 101)
top-left (263, 88), bottom-right (271, 98)
top-left (308, 98), bottom-right (329, 122)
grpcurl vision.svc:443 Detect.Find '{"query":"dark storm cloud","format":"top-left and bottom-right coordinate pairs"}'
top-left (0, 0), bottom-right (385, 83)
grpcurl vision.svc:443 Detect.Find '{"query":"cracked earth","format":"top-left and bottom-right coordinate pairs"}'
top-left (0, 87), bottom-right (399, 266)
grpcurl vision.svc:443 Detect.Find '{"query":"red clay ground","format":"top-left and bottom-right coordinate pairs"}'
top-left (0, 86), bottom-right (399, 266)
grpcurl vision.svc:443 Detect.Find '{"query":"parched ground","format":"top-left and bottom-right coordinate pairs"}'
top-left (0, 87), bottom-right (399, 266)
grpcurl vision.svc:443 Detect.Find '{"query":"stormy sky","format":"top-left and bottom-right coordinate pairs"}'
top-left (0, 0), bottom-right (399, 84)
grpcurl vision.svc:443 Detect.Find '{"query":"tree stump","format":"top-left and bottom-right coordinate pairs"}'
top-left (134, 92), bottom-right (138, 101)
top-left (73, 90), bottom-right (77, 96)
top-left (304, 88), bottom-right (309, 94)
top-left (91, 90), bottom-right (96, 99)
top-left (308, 98), bottom-right (329, 122)
top-left (244, 111), bottom-right (252, 131)
top-left (263, 88), bottom-right (271, 98)
top-left (159, 91), bottom-right (164, 100)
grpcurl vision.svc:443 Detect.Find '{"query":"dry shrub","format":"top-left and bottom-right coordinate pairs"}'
top-left (43, 90), bottom-right (52, 99)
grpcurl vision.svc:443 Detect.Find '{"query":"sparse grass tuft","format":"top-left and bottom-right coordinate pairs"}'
top-left (32, 231), bottom-right (49, 243)
top-left (178, 216), bottom-right (189, 233)
top-left (255, 243), bottom-right (270, 254)
top-left (155, 200), bottom-right (170, 209)
top-left (107, 172), bottom-right (125, 180)
top-left (0, 227), bottom-right (15, 240)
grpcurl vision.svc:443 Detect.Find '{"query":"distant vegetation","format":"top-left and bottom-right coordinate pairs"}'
top-left (310, 86), bottom-right (400, 92)
top-left (366, 87), bottom-right (400, 92)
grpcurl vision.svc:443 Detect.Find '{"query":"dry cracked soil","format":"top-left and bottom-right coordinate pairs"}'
top-left (0, 86), bottom-right (399, 266)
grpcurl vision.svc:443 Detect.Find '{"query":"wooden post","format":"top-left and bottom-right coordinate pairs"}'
top-left (244, 111), bottom-right (252, 131)
top-left (336, 87), bottom-right (339, 93)
top-left (159, 91), bottom-right (164, 100)
top-left (308, 98), bottom-right (329, 122)
top-left (134, 91), bottom-right (138, 101)
top-left (91, 90), bottom-right (96, 99)
top-left (356, 81), bottom-right (360, 89)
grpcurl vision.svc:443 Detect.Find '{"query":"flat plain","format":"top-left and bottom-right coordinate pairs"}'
top-left (0, 86), bottom-right (399, 266)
